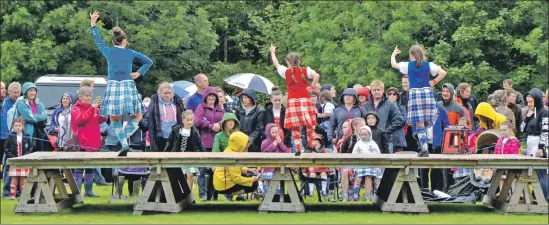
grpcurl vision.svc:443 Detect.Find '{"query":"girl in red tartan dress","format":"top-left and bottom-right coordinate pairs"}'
top-left (5, 117), bottom-right (33, 200)
top-left (270, 44), bottom-right (320, 156)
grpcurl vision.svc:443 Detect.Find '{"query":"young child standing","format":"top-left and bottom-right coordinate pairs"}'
top-left (260, 123), bottom-right (288, 196)
top-left (5, 117), bottom-right (33, 200)
top-left (494, 121), bottom-right (521, 192)
top-left (339, 118), bottom-right (366, 201)
top-left (391, 45), bottom-right (447, 157)
top-left (212, 113), bottom-right (240, 153)
top-left (89, 11), bottom-right (153, 156)
top-left (165, 111), bottom-right (205, 193)
top-left (270, 44), bottom-right (320, 156)
top-left (352, 125), bottom-right (382, 202)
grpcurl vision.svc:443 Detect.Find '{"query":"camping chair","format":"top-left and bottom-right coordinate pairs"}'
top-left (298, 168), bottom-right (325, 202)
top-left (110, 150), bottom-right (150, 201)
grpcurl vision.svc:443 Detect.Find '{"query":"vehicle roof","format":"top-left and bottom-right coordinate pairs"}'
top-left (35, 74), bottom-right (107, 85)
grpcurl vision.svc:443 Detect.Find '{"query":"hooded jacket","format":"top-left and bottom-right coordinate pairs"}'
top-left (235, 88), bottom-right (263, 152)
top-left (164, 124), bottom-right (204, 152)
top-left (5, 132), bottom-right (33, 159)
top-left (9, 82), bottom-right (47, 138)
top-left (145, 93), bottom-right (184, 152)
top-left (475, 102), bottom-right (507, 131)
top-left (71, 99), bottom-right (107, 152)
top-left (1, 96), bottom-right (18, 140)
top-left (194, 87), bottom-right (225, 148)
top-left (261, 123), bottom-right (289, 173)
top-left (365, 112), bottom-right (390, 153)
top-left (212, 113), bottom-right (240, 152)
top-left (50, 93), bottom-right (74, 134)
top-left (438, 83), bottom-right (467, 126)
top-left (491, 90), bottom-right (516, 132)
top-left (382, 87), bottom-right (407, 148)
top-left (522, 88), bottom-right (548, 155)
top-left (352, 125), bottom-right (381, 154)
top-left (340, 118), bottom-right (366, 154)
top-left (328, 88), bottom-right (367, 141)
top-left (364, 88), bottom-right (404, 149)
top-left (213, 131), bottom-right (254, 191)
top-left (258, 102), bottom-right (291, 147)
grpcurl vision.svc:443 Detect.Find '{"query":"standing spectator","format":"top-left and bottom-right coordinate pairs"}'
top-left (260, 123), bottom-right (288, 196)
top-left (503, 79), bottom-right (525, 106)
top-left (475, 102), bottom-right (507, 131)
top-left (385, 87), bottom-right (407, 152)
top-left (455, 83), bottom-right (477, 129)
top-left (10, 83), bottom-right (50, 152)
top-left (147, 82), bottom-right (184, 152)
top-left (521, 88), bottom-right (548, 200)
top-left (259, 87), bottom-right (291, 147)
top-left (506, 89), bottom-right (523, 137)
top-left (186, 73), bottom-right (209, 112)
top-left (71, 87), bottom-right (107, 197)
top-left (226, 87), bottom-right (243, 112)
top-left (216, 88), bottom-right (232, 113)
top-left (1, 82), bottom-right (21, 197)
top-left (400, 75), bottom-right (410, 109)
top-left (321, 84), bottom-right (337, 103)
top-left (327, 88), bottom-right (367, 147)
top-left (491, 90), bottom-right (516, 132)
top-left (402, 75), bottom-right (418, 152)
top-left (356, 87), bottom-right (370, 108)
top-left (235, 88), bottom-right (263, 153)
top-left (364, 81), bottom-right (404, 154)
top-left (5, 117), bottom-right (33, 200)
top-left (318, 90), bottom-right (335, 125)
top-left (194, 87), bottom-right (224, 201)
top-left (438, 83), bottom-right (467, 126)
top-left (49, 93), bottom-right (74, 151)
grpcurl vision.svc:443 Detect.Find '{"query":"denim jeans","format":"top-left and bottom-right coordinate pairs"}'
top-left (198, 168), bottom-right (208, 198)
top-left (536, 169), bottom-right (549, 200)
top-left (2, 153), bottom-right (11, 196)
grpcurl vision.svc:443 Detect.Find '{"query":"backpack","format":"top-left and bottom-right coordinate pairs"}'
top-left (6, 99), bottom-right (21, 132)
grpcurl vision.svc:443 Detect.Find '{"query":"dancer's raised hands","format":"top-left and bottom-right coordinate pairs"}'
top-left (90, 11), bottom-right (100, 26)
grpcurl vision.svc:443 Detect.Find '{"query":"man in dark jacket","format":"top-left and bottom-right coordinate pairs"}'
top-left (327, 88), bottom-right (367, 147)
top-left (235, 88), bottom-right (264, 152)
top-left (364, 80), bottom-right (403, 154)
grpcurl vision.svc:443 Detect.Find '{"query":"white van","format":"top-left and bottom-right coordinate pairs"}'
top-left (34, 75), bottom-right (107, 122)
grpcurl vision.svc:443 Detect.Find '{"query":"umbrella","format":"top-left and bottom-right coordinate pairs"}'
top-left (224, 73), bottom-right (275, 94)
top-left (171, 81), bottom-right (197, 99)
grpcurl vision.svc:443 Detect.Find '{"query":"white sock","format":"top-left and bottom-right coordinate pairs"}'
top-left (308, 183), bottom-right (315, 195)
top-left (321, 175), bottom-right (327, 192)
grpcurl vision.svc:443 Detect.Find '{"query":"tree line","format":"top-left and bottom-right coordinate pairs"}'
top-left (1, 1), bottom-right (547, 100)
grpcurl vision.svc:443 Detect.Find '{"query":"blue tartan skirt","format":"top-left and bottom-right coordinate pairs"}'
top-left (407, 87), bottom-right (438, 128)
top-left (354, 168), bottom-right (382, 179)
top-left (100, 80), bottom-right (143, 117)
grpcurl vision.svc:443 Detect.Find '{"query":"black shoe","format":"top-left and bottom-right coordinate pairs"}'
top-left (417, 151), bottom-right (429, 157)
top-left (294, 151), bottom-right (301, 156)
top-left (117, 148), bottom-right (130, 157)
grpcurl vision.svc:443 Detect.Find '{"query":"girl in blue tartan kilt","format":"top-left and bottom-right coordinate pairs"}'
top-left (89, 12), bottom-right (153, 155)
top-left (391, 45), bottom-right (447, 157)
top-left (352, 126), bottom-right (382, 202)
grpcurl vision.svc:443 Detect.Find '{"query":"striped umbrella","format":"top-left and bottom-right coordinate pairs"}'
top-left (171, 81), bottom-right (197, 99)
top-left (224, 73), bottom-right (275, 94)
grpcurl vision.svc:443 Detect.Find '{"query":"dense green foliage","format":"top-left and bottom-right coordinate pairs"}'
top-left (1, 1), bottom-right (547, 100)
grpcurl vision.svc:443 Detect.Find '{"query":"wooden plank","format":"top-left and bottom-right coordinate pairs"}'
top-left (63, 169), bottom-right (82, 203)
top-left (374, 196), bottom-right (429, 213)
top-left (497, 171), bottom-right (516, 202)
top-left (258, 168), bottom-right (305, 213)
top-left (483, 169), bottom-right (505, 205)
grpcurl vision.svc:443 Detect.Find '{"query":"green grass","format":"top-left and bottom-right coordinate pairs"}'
top-left (0, 179), bottom-right (547, 224)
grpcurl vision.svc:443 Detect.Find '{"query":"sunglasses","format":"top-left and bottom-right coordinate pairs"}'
top-left (387, 93), bottom-right (398, 96)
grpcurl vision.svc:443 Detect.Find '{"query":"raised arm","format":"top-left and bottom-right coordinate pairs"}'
top-left (90, 11), bottom-right (110, 57)
top-left (270, 44), bottom-right (283, 69)
top-left (391, 46), bottom-right (401, 69)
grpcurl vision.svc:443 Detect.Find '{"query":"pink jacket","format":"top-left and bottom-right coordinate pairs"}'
top-left (494, 136), bottom-right (520, 155)
top-left (71, 100), bottom-right (107, 152)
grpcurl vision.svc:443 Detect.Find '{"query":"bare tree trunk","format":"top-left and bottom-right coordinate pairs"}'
top-left (223, 32), bottom-right (228, 62)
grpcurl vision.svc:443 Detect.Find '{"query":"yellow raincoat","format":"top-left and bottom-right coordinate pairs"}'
top-left (475, 102), bottom-right (508, 131)
top-left (213, 131), bottom-right (253, 191)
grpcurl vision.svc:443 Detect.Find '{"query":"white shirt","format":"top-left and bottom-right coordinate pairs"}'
top-left (397, 62), bottom-right (441, 76)
top-left (276, 65), bottom-right (316, 79)
top-left (352, 140), bottom-right (381, 155)
top-left (321, 102), bottom-right (335, 114)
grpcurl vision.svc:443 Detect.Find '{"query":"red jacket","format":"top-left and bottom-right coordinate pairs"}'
top-left (71, 100), bottom-right (107, 152)
top-left (494, 136), bottom-right (520, 155)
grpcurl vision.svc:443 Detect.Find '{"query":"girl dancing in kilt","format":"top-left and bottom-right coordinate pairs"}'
top-left (391, 45), bottom-right (447, 157)
top-left (270, 44), bottom-right (320, 156)
top-left (89, 11), bottom-right (153, 156)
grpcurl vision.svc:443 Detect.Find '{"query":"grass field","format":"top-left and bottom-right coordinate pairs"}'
top-left (0, 179), bottom-right (547, 224)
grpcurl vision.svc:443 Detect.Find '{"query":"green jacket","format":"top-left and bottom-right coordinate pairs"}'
top-left (212, 113), bottom-right (240, 152)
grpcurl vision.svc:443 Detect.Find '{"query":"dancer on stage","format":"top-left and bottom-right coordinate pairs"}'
top-left (90, 11), bottom-right (153, 156)
top-left (391, 45), bottom-right (447, 157)
top-left (270, 44), bottom-right (320, 156)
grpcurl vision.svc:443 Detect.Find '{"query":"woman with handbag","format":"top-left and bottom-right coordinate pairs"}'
top-left (49, 93), bottom-right (75, 151)
top-left (71, 87), bottom-right (107, 197)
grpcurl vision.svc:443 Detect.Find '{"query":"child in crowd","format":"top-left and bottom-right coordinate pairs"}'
top-left (339, 118), bottom-right (366, 201)
top-left (165, 111), bottom-right (205, 194)
top-left (5, 117), bottom-right (33, 200)
top-left (494, 121), bottom-right (521, 191)
top-left (365, 112), bottom-right (390, 153)
top-left (336, 120), bottom-right (352, 151)
top-left (260, 123), bottom-right (288, 196)
top-left (305, 135), bottom-right (331, 197)
top-left (212, 113), bottom-right (240, 153)
top-left (352, 125), bottom-right (382, 201)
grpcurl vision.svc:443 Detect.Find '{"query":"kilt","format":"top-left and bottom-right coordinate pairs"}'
top-left (100, 80), bottom-right (144, 117)
top-left (284, 98), bottom-right (317, 129)
top-left (9, 168), bottom-right (29, 177)
top-left (407, 87), bottom-right (438, 128)
top-left (260, 172), bottom-right (274, 180)
top-left (183, 167), bottom-right (199, 174)
top-left (354, 168), bottom-right (382, 179)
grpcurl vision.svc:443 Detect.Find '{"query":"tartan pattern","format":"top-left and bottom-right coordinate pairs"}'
top-left (453, 168), bottom-right (473, 178)
top-left (226, 95), bottom-right (240, 112)
top-left (284, 98), bottom-right (317, 129)
top-left (354, 168), bottom-right (382, 179)
top-left (260, 172), bottom-right (274, 180)
top-left (119, 167), bottom-right (150, 175)
top-left (100, 80), bottom-right (143, 117)
top-left (183, 167), bottom-right (200, 174)
top-left (8, 168), bottom-right (29, 177)
top-left (407, 87), bottom-right (438, 128)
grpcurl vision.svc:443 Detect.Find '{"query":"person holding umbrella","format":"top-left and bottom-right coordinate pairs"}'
top-left (270, 44), bottom-right (320, 156)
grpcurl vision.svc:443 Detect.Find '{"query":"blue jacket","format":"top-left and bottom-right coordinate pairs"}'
top-left (49, 93), bottom-right (74, 134)
top-left (1, 98), bottom-right (17, 140)
top-left (91, 26), bottom-right (153, 81)
top-left (428, 105), bottom-right (450, 149)
top-left (327, 88), bottom-right (367, 140)
top-left (12, 83), bottom-right (47, 137)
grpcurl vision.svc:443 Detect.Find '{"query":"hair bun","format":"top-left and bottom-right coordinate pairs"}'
top-left (271, 86), bottom-right (280, 92)
top-left (112, 26), bottom-right (123, 36)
